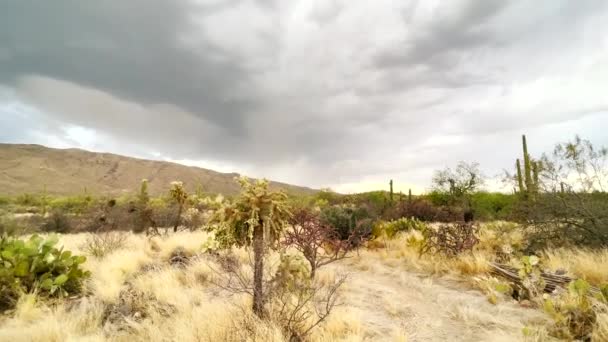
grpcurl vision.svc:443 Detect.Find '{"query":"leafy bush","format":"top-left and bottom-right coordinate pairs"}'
top-left (0, 235), bottom-right (90, 309)
top-left (47, 195), bottom-right (95, 214)
top-left (320, 205), bottom-right (371, 242)
top-left (470, 192), bottom-right (515, 221)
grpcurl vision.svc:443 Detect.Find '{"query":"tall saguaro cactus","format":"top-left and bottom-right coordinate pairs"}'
top-left (389, 179), bottom-right (394, 202)
top-left (516, 135), bottom-right (540, 197)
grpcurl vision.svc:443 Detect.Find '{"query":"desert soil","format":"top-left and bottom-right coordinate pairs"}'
top-left (335, 260), bottom-right (547, 341)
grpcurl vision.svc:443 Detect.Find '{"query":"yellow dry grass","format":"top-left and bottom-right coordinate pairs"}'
top-left (3, 221), bottom-right (607, 341)
top-left (0, 232), bottom-right (366, 342)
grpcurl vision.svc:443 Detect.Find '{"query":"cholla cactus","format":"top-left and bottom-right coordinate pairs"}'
top-left (210, 176), bottom-right (291, 317)
top-left (274, 254), bottom-right (311, 292)
top-left (169, 181), bottom-right (189, 232)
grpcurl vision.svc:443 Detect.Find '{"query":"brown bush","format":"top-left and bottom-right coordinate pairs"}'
top-left (420, 222), bottom-right (479, 256)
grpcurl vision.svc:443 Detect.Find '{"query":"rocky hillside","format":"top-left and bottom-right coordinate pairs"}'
top-left (0, 144), bottom-right (316, 197)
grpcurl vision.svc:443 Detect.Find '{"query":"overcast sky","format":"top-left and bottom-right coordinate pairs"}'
top-left (1, 0), bottom-right (608, 193)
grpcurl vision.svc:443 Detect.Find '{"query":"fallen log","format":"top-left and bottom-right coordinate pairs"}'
top-left (489, 262), bottom-right (601, 295)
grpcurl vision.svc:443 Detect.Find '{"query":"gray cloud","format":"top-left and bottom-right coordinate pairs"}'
top-left (1, 0), bottom-right (608, 190)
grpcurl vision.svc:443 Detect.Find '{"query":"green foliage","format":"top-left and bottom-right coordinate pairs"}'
top-left (516, 255), bottom-right (545, 300)
top-left (47, 195), bottom-right (94, 214)
top-left (0, 196), bottom-right (10, 206)
top-left (477, 222), bottom-right (526, 261)
top-left (373, 217), bottom-right (427, 238)
top-left (431, 161), bottom-right (483, 205)
top-left (470, 192), bottom-right (515, 221)
top-left (0, 234), bottom-right (90, 309)
top-left (319, 205), bottom-right (371, 241)
top-left (515, 135), bottom-right (541, 198)
top-left (543, 278), bottom-right (605, 340)
top-left (211, 177), bottom-right (291, 248)
top-left (14, 193), bottom-right (44, 207)
top-left (169, 181), bottom-right (189, 232)
top-left (273, 254), bottom-right (311, 292)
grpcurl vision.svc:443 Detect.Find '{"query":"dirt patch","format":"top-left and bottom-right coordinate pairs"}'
top-left (334, 260), bottom-right (547, 341)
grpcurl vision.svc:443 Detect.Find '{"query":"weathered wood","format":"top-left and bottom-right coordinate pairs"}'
top-left (489, 262), bottom-right (601, 295)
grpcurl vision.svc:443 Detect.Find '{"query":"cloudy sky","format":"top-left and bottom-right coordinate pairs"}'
top-left (1, 0), bottom-right (608, 193)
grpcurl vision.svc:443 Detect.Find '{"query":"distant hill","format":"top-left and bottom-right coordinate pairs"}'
top-left (0, 144), bottom-right (317, 197)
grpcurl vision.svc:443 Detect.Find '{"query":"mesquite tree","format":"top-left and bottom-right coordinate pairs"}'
top-left (212, 177), bottom-right (291, 317)
top-left (284, 208), bottom-right (351, 279)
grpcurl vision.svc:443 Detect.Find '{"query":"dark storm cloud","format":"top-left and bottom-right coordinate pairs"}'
top-left (0, 0), bottom-right (258, 134)
top-left (1, 0), bottom-right (608, 190)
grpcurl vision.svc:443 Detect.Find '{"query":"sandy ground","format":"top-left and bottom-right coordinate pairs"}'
top-left (334, 260), bottom-right (547, 341)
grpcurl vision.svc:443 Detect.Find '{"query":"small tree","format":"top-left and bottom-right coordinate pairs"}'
top-left (432, 161), bottom-right (483, 221)
top-left (526, 136), bottom-right (608, 248)
top-left (169, 181), bottom-right (188, 233)
top-left (211, 177), bottom-right (291, 317)
top-left (284, 208), bottom-right (351, 279)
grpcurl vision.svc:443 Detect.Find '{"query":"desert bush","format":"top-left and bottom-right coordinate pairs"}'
top-left (83, 232), bottom-right (129, 258)
top-left (41, 210), bottom-right (72, 233)
top-left (477, 222), bottom-right (527, 261)
top-left (14, 193), bottom-right (44, 207)
top-left (47, 195), bottom-right (95, 214)
top-left (319, 205), bottom-right (372, 244)
top-left (284, 208), bottom-right (351, 278)
top-left (0, 234), bottom-right (90, 310)
top-left (543, 278), bottom-right (608, 340)
top-left (269, 254), bottom-right (346, 341)
top-left (420, 222), bottom-right (479, 257)
top-left (475, 276), bottom-right (513, 304)
top-left (514, 255), bottom-right (546, 301)
top-left (0, 216), bottom-right (30, 236)
top-left (470, 192), bottom-right (516, 221)
top-left (515, 136), bottom-right (608, 249)
top-left (373, 217), bottom-right (427, 238)
top-left (182, 207), bottom-right (205, 231)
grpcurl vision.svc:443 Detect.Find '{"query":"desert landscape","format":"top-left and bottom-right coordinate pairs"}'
top-left (1, 134), bottom-right (608, 341)
top-left (2, 1), bottom-right (608, 341)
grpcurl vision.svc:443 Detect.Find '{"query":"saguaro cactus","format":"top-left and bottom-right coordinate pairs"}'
top-left (389, 179), bottom-right (394, 202)
top-left (516, 135), bottom-right (540, 197)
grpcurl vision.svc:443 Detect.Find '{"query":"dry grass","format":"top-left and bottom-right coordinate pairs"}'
top-left (3, 222), bottom-right (607, 341)
top-left (0, 232), bottom-right (367, 342)
top-left (543, 248), bottom-right (608, 285)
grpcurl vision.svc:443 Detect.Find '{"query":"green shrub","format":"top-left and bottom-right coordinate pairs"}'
top-left (14, 193), bottom-right (43, 207)
top-left (320, 205), bottom-right (371, 241)
top-left (470, 192), bottom-right (516, 221)
top-left (543, 279), bottom-right (607, 340)
top-left (373, 217), bottom-right (427, 238)
top-left (0, 196), bottom-right (10, 206)
top-left (0, 234), bottom-right (90, 309)
top-left (47, 195), bottom-right (94, 214)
